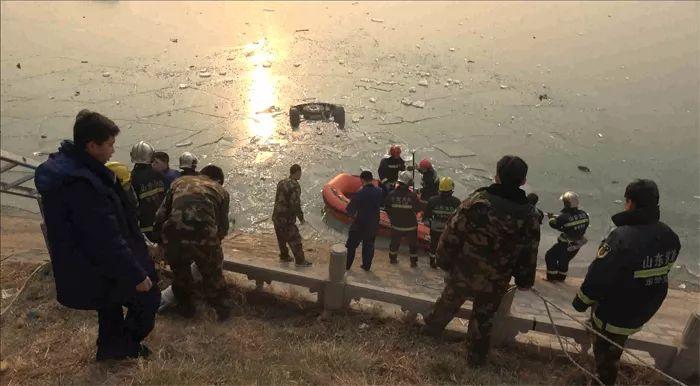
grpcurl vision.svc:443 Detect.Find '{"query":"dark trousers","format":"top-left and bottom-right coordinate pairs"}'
top-left (429, 230), bottom-right (443, 256)
top-left (346, 227), bottom-right (377, 269)
top-left (380, 181), bottom-right (396, 202)
top-left (593, 323), bottom-right (629, 385)
top-left (96, 286), bottom-right (160, 360)
top-left (273, 219), bottom-right (305, 263)
top-left (545, 241), bottom-right (581, 280)
top-left (389, 228), bottom-right (418, 260)
top-left (423, 276), bottom-right (506, 365)
top-left (166, 243), bottom-right (227, 309)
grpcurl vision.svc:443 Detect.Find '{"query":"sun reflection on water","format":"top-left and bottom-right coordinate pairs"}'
top-left (246, 39), bottom-right (277, 139)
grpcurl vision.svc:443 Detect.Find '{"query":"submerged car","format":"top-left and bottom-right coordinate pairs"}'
top-left (289, 102), bottom-right (345, 130)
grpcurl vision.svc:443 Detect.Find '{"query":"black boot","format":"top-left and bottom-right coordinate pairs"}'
top-left (429, 255), bottom-right (437, 269)
top-left (389, 254), bottom-right (398, 264)
top-left (410, 257), bottom-right (418, 268)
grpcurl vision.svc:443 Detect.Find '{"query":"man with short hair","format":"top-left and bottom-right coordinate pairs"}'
top-left (154, 165), bottom-right (231, 321)
top-left (130, 141), bottom-right (166, 241)
top-left (572, 179), bottom-right (680, 386)
top-left (152, 151), bottom-right (180, 190)
top-left (272, 164), bottom-right (312, 266)
top-left (345, 170), bottom-right (383, 271)
top-left (545, 191), bottom-right (590, 281)
top-left (35, 109), bottom-right (159, 361)
top-left (422, 155), bottom-right (541, 366)
top-left (526, 193), bottom-right (545, 225)
top-left (385, 171), bottom-right (421, 267)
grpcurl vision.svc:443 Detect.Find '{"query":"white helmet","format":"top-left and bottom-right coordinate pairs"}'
top-left (560, 191), bottom-right (580, 208)
top-left (398, 170), bottom-right (413, 185)
top-left (130, 141), bottom-right (155, 164)
top-left (179, 152), bottom-right (198, 170)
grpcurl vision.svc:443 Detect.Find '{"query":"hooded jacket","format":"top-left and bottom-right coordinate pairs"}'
top-left (35, 140), bottom-right (156, 310)
top-left (573, 207), bottom-right (681, 335)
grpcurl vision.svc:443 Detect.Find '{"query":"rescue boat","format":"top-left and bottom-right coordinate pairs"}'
top-left (322, 173), bottom-right (431, 247)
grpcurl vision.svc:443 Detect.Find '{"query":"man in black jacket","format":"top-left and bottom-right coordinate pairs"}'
top-left (423, 177), bottom-right (461, 269)
top-left (377, 145), bottom-right (406, 198)
top-left (385, 171), bottom-right (421, 267)
top-left (545, 191), bottom-right (589, 281)
top-left (130, 141), bottom-right (166, 241)
top-left (572, 179), bottom-right (680, 385)
top-left (35, 110), bottom-right (159, 361)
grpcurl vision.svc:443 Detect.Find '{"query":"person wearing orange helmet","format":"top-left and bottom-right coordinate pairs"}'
top-left (417, 158), bottom-right (440, 202)
top-left (377, 145), bottom-right (407, 198)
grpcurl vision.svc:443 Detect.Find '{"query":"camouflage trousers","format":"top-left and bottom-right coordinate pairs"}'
top-left (273, 219), bottom-right (305, 263)
top-left (165, 243), bottom-right (227, 309)
top-left (423, 275), bottom-right (506, 365)
top-left (592, 323), bottom-right (629, 385)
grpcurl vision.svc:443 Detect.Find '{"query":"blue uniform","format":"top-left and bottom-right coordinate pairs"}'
top-left (35, 140), bottom-right (159, 360)
top-left (162, 168), bottom-right (181, 190)
top-left (345, 183), bottom-right (383, 270)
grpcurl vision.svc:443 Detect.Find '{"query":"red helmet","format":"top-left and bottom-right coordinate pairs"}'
top-left (389, 145), bottom-right (402, 157)
top-left (419, 159), bottom-right (432, 170)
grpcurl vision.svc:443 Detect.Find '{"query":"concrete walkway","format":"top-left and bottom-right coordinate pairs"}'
top-left (223, 232), bottom-right (698, 347)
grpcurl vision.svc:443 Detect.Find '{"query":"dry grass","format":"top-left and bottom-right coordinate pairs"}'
top-left (0, 261), bottom-right (672, 385)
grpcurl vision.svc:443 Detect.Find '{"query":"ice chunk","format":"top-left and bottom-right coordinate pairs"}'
top-left (411, 100), bottom-right (426, 108)
top-left (370, 18), bottom-right (384, 23)
top-left (179, 83), bottom-right (188, 89)
top-left (102, 72), bottom-right (111, 77)
top-left (418, 78), bottom-right (429, 87)
top-left (401, 97), bottom-right (413, 106)
top-left (199, 71), bottom-right (212, 78)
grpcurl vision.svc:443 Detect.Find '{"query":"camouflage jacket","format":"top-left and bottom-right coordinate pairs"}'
top-left (153, 175), bottom-right (230, 246)
top-left (436, 184), bottom-right (541, 293)
top-left (272, 177), bottom-right (304, 223)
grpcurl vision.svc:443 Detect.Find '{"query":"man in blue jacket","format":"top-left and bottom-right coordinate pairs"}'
top-left (35, 110), bottom-right (160, 361)
top-left (345, 170), bottom-right (383, 271)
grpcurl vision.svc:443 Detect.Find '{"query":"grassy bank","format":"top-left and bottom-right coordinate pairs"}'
top-left (0, 258), bottom-right (669, 385)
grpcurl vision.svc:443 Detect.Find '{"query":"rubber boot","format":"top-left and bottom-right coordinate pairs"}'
top-left (410, 256), bottom-right (418, 268)
top-left (429, 254), bottom-right (437, 269)
top-left (389, 253), bottom-right (398, 264)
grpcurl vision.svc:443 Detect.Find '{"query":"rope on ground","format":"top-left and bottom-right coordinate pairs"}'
top-left (0, 261), bottom-right (50, 317)
top-left (530, 288), bottom-right (687, 386)
top-left (540, 291), bottom-right (604, 385)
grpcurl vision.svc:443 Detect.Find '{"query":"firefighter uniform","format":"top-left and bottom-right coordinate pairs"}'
top-left (385, 183), bottom-right (421, 266)
top-left (572, 206), bottom-right (680, 385)
top-left (419, 167), bottom-right (440, 203)
top-left (131, 163), bottom-right (166, 240)
top-left (378, 155), bottom-right (406, 195)
top-left (545, 207), bottom-right (589, 281)
top-left (423, 192), bottom-right (461, 268)
top-left (423, 184), bottom-right (541, 365)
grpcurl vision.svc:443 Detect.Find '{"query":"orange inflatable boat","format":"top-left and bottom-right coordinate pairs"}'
top-left (322, 173), bottom-right (431, 247)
